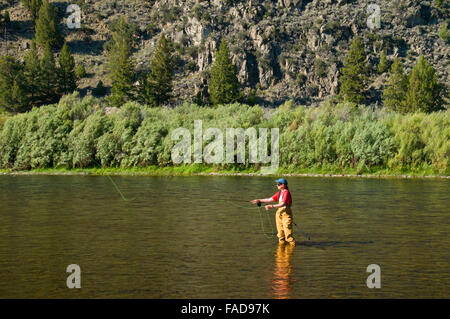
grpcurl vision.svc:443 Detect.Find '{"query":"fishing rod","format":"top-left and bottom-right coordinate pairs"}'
top-left (93, 171), bottom-right (276, 238)
top-left (90, 170), bottom-right (305, 240)
top-left (104, 174), bottom-right (136, 202)
top-left (92, 159), bottom-right (136, 201)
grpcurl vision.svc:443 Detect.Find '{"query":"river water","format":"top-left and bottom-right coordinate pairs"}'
top-left (0, 175), bottom-right (448, 298)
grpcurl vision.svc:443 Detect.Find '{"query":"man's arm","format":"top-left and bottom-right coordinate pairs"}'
top-left (250, 197), bottom-right (275, 204)
top-left (267, 202), bottom-right (286, 209)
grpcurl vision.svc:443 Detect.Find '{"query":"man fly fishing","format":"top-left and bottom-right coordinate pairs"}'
top-left (251, 178), bottom-right (296, 246)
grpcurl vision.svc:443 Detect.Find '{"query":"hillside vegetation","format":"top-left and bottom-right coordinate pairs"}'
top-left (0, 93), bottom-right (448, 175)
top-left (0, 0), bottom-right (448, 107)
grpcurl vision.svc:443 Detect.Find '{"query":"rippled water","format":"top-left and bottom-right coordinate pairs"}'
top-left (0, 175), bottom-right (449, 298)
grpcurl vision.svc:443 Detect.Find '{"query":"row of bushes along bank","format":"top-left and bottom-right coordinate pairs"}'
top-left (0, 93), bottom-right (448, 175)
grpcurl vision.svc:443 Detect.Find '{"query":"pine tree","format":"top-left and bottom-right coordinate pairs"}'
top-left (107, 17), bottom-right (136, 106)
top-left (23, 41), bottom-right (42, 103)
top-left (143, 34), bottom-right (174, 106)
top-left (40, 44), bottom-right (57, 101)
top-left (2, 10), bottom-right (10, 25)
top-left (382, 58), bottom-right (408, 112)
top-left (35, 0), bottom-right (62, 49)
top-left (21, 0), bottom-right (42, 21)
top-left (0, 56), bottom-right (29, 114)
top-left (405, 55), bottom-right (445, 113)
top-left (338, 36), bottom-right (369, 104)
top-left (208, 39), bottom-right (240, 105)
top-left (58, 42), bottom-right (77, 94)
top-left (108, 37), bottom-right (135, 105)
top-left (105, 17), bottom-right (138, 52)
top-left (11, 80), bottom-right (30, 113)
top-left (377, 51), bottom-right (389, 74)
top-left (136, 72), bottom-right (152, 105)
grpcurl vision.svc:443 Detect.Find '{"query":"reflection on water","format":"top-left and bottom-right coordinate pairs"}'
top-left (272, 243), bottom-right (295, 299)
top-left (0, 175), bottom-right (449, 298)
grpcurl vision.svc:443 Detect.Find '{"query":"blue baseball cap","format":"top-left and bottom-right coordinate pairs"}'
top-left (275, 178), bottom-right (288, 185)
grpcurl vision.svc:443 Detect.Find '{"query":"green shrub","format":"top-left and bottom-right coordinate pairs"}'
top-left (0, 113), bottom-right (28, 168)
top-left (75, 64), bottom-right (87, 79)
top-left (334, 120), bottom-right (357, 167)
top-left (385, 111), bottom-right (449, 173)
top-left (421, 112), bottom-right (449, 173)
top-left (69, 111), bottom-right (112, 168)
top-left (350, 120), bottom-right (395, 168)
top-left (127, 115), bottom-right (168, 167)
top-left (435, 0), bottom-right (444, 8)
top-left (438, 22), bottom-right (449, 43)
top-left (314, 59), bottom-right (328, 78)
top-left (0, 103), bottom-right (73, 169)
top-left (0, 113), bottom-right (9, 129)
top-left (58, 92), bottom-right (96, 121)
top-left (296, 73), bottom-right (307, 85)
top-left (97, 102), bottom-right (143, 167)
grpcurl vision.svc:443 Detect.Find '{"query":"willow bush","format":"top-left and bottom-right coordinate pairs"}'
top-left (0, 93), bottom-right (448, 174)
top-left (384, 112), bottom-right (449, 172)
top-left (0, 113), bottom-right (8, 129)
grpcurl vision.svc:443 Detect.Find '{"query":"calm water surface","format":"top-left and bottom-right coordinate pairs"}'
top-left (0, 175), bottom-right (449, 298)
